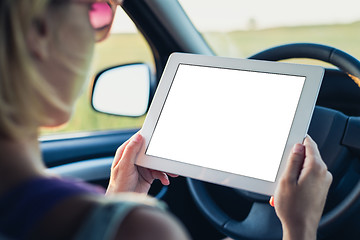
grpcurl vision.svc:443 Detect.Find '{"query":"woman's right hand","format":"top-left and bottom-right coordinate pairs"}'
top-left (273, 136), bottom-right (333, 240)
top-left (106, 133), bottom-right (177, 195)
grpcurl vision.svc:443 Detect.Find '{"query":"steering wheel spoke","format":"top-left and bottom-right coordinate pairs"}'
top-left (224, 202), bottom-right (282, 240)
top-left (342, 116), bottom-right (360, 156)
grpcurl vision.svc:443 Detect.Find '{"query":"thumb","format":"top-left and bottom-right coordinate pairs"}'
top-left (283, 143), bottom-right (305, 183)
top-left (120, 134), bottom-right (144, 166)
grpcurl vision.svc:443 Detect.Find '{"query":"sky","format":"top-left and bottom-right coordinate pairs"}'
top-left (111, 0), bottom-right (360, 33)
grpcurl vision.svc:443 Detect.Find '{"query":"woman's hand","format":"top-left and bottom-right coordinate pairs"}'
top-left (106, 133), bottom-right (177, 195)
top-left (273, 136), bottom-right (332, 240)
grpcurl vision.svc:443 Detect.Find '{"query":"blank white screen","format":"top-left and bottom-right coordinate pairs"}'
top-left (146, 64), bottom-right (305, 182)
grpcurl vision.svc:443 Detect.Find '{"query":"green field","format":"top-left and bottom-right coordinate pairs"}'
top-left (41, 22), bottom-right (360, 136)
top-left (205, 21), bottom-right (360, 60)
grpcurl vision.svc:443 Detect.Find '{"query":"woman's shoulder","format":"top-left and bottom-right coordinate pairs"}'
top-left (74, 193), bottom-right (190, 240)
top-left (74, 193), bottom-right (168, 240)
top-left (31, 187), bottom-right (177, 240)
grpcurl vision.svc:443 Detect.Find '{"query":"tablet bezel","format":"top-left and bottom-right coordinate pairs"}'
top-left (136, 53), bottom-right (324, 196)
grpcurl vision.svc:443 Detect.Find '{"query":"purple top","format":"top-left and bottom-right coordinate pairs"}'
top-left (0, 177), bottom-right (105, 239)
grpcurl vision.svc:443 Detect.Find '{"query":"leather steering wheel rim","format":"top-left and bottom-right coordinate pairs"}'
top-left (187, 43), bottom-right (360, 240)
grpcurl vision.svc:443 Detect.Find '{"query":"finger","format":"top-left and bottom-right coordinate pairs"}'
top-left (113, 133), bottom-right (143, 167)
top-left (269, 196), bottom-right (275, 207)
top-left (119, 134), bottom-right (144, 166)
top-left (326, 171), bottom-right (333, 187)
top-left (303, 136), bottom-right (327, 169)
top-left (166, 173), bottom-right (179, 178)
top-left (283, 143), bottom-right (305, 183)
top-left (304, 136), bottom-right (321, 159)
top-left (113, 139), bottom-right (131, 168)
top-left (151, 170), bottom-right (170, 185)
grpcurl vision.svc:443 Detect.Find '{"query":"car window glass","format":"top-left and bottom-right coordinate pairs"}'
top-left (179, 0), bottom-right (360, 66)
top-left (41, 7), bottom-right (153, 136)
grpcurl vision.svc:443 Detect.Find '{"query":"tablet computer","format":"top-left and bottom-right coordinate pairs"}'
top-left (136, 53), bottom-right (324, 196)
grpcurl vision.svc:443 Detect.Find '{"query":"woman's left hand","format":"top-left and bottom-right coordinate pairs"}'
top-left (106, 133), bottom-right (177, 195)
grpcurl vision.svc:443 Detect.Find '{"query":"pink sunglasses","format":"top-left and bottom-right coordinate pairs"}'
top-left (73, 0), bottom-right (122, 42)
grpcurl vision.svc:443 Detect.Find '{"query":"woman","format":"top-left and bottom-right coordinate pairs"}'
top-left (0, 0), bottom-right (332, 239)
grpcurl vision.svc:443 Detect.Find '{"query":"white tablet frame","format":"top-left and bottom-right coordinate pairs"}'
top-left (136, 53), bottom-right (324, 196)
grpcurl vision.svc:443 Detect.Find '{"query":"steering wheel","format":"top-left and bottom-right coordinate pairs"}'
top-left (187, 43), bottom-right (360, 240)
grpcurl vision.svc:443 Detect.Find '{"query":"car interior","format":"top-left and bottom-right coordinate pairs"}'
top-left (41, 0), bottom-right (360, 239)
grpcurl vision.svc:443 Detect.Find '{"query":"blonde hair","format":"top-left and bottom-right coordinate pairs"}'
top-left (0, 0), bottom-right (64, 140)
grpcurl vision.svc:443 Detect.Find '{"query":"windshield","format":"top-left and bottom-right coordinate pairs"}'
top-left (179, 0), bottom-right (360, 63)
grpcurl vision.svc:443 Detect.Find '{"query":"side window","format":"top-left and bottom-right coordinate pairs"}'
top-left (41, 7), bottom-right (153, 136)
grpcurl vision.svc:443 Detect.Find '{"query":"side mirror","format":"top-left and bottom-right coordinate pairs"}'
top-left (91, 63), bottom-right (152, 117)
